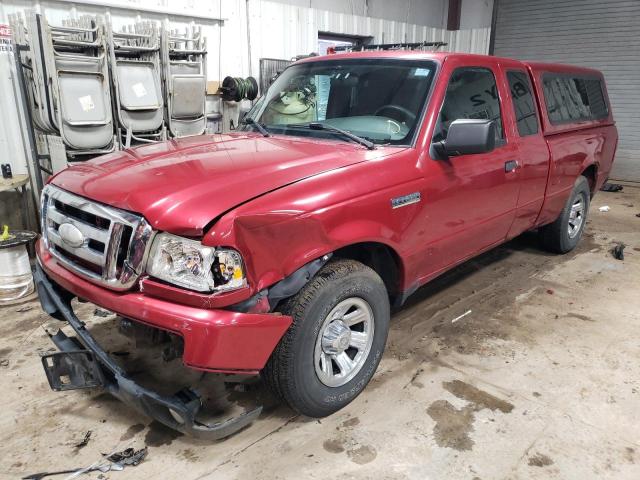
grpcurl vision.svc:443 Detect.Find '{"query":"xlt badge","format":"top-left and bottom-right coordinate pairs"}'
top-left (391, 192), bottom-right (421, 209)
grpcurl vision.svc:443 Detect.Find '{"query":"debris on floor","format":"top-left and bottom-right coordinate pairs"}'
top-left (610, 242), bottom-right (626, 261)
top-left (93, 308), bottom-right (113, 318)
top-left (598, 206), bottom-right (610, 212)
top-left (601, 182), bottom-right (623, 192)
top-left (104, 447), bottom-right (148, 466)
top-left (23, 468), bottom-right (87, 480)
top-left (110, 350), bottom-right (130, 357)
top-left (451, 310), bottom-right (472, 324)
top-left (22, 447), bottom-right (148, 480)
top-left (73, 431), bottom-right (92, 450)
top-left (7, 187), bottom-right (640, 480)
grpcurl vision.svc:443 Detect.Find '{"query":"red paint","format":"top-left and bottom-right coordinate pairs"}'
top-left (526, 61), bottom-right (617, 225)
top-left (41, 51), bottom-right (617, 373)
top-left (37, 241), bottom-right (291, 373)
top-left (50, 133), bottom-right (398, 236)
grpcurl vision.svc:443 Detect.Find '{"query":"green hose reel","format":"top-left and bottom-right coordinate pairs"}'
top-left (220, 76), bottom-right (259, 102)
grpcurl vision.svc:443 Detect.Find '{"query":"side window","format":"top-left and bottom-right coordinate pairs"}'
top-left (542, 74), bottom-right (608, 124)
top-left (433, 67), bottom-right (504, 145)
top-left (582, 78), bottom-right (608, 119)
top-left (507, 71), bottom-right (539, 136)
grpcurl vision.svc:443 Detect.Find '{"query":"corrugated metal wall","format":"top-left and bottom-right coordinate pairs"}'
top-left (266, 0), bottom-right (450, 28)
top-left (492, 0), bottom-right (640, 181)
top-left (247, 1), bottom-right (491, 77)
top-left (0, 0), bottom-right (229, 82)
top-left (0, 0), bottom-right (490, 173)
top-left (0, 0), bottom-right (491, 83)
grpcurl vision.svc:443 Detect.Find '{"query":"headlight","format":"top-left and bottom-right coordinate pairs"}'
top-left (146, 233), bottom-right (246, 293)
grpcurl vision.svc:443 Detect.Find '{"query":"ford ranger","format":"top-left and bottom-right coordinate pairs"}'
top-left (34, 51), bottom-right (617, 438)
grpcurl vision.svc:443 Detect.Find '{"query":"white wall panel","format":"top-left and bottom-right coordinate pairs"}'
top-left (0, 0), bottom-right (227, 85)
top-left (268, 0), bottom-right (449, 27)
top-left (247, 0), bottom-right (490, 77)
top-left (0, 53), bottom-right (28, 175)
top-left (0, 0), bottom-right (490, 173)
top-left (1, 0), bottom-right (490, 82)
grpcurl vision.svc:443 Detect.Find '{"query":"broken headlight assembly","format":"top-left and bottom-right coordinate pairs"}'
top-left (146, 233), bottom-right (247, 293)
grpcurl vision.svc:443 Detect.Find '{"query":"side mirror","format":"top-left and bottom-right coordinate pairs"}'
top-left (433, 119), bottom-right (496, 158)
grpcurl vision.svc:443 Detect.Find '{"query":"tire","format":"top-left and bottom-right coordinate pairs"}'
top-left (541, 175), bottom-right (591, 253)
top-left (262, 259), bottom-right (390, 417)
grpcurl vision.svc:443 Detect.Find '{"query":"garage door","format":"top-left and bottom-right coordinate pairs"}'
top-left (492, 0), bottom-right (640, 181)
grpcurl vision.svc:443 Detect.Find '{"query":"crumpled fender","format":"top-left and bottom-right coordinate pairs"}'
top-left (203, 155), bottom-right (423, 298)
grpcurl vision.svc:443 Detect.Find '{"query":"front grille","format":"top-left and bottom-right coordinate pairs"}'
top-left (41, 185), bottom-right (154, 290)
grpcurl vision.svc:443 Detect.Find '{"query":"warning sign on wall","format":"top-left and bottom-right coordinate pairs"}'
top-left (0, 24), bottom-right (12, 52)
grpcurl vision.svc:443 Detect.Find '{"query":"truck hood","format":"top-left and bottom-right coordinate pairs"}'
top-left (51, 133), bottom-right (394, 235)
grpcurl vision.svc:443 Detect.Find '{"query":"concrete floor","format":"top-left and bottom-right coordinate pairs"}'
top-left (1, 185), bottom-right (639, 480)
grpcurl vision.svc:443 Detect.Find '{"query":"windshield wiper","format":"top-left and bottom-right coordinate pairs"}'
top-left (291, 122), bottom-right (376, 150)
top-left (242, 117), bottom-right (270, 137)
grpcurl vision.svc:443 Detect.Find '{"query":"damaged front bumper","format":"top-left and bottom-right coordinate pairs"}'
top-left (34, 264), bottom-right (262, 440)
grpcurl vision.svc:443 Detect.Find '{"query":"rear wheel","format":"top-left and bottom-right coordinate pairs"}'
top-left (541, 175), bottom-right (591, 253)
top-left (262, 259), bottom-right (390, 417)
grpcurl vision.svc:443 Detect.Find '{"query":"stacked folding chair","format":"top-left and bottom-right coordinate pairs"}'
top-left (107, 21), bottom-right (166, 148)
top-left (10, 14), bottom-right (55, 135)
top-left (11, 12), bottom-right (210, 181)
top-left (10, 13), bottom-right (116, 163)
top-left (161, 23), bottom-right (207, 138)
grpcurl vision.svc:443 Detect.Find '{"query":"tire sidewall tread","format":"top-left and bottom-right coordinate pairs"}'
top-left (542, 176), bottom-right (591, 254)
top-left (263, 259), bottom-right (390, 417)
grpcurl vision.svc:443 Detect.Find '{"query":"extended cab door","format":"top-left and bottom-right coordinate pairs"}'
top-left (502, 67), bottom-right (550, 237)
top-left (418, 59), bottom-right (521, 277)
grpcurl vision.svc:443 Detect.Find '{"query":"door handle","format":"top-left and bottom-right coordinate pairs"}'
top-left (505, 160), bottom-right (519, 173)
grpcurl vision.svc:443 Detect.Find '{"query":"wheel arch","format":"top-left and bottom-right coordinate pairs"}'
top-left (580, 163), bottom-right (598, 198)
top-left (331, 241), bottom-right (405, 305)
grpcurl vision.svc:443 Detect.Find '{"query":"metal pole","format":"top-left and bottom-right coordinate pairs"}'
top-left (245, 0), bottom-right (253, 78)
top-left (488, 0), bottom-right (500, 55)
top-left (12, 41), bottom-right (44, 196)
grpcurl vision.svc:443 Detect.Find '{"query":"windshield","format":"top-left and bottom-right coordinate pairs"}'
top-left (243, 58), bottom-right (436, 145)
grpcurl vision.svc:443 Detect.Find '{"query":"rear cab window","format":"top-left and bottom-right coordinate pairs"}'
top-left (525, 62), bottom-right (612, 136)
top-left (542, 74), bottom-right (609, 124)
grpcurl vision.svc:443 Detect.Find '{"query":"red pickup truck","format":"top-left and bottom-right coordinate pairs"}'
top-left (35, 51), bottom-right (617, 438)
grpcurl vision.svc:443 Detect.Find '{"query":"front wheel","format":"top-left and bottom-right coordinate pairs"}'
top-left (540, 175), bottom-right (591, 253)
top-left (262, 259), bottom-right (390, 417)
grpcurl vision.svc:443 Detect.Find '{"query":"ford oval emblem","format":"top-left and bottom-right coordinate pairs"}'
top-left (58, 223), bottom-right (85, 248)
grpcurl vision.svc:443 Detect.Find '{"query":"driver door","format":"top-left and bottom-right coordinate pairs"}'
top-left (419, 61), bottom-right (521, 276)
